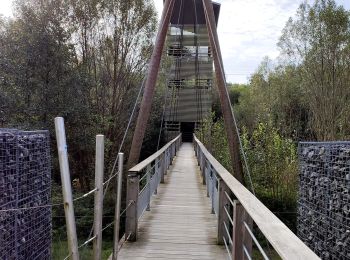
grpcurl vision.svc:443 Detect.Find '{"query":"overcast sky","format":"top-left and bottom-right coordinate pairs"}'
top-left (154, 0), bottom-right (350, 83)
top-left (1, 0), bottom-right (349, 83)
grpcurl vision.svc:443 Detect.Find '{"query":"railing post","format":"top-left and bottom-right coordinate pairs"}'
top-left (243, 213), bottom-right (253, 259)
top-left (169, 147), bottom-right (173, 165)
top-left (125, 172), bottom-right (139, 242)
top-left (93, 135), bottom-right (104, 260)
top-left (206, 166), bottom-right (210, 197)
top-left (197, 149), bottom-right (201, 166)
top-left (232, 201), bottom-right (244, 259)
top-left (160, 153), bottom-right (165, 183)
top-left (112, 153), bottom-right (123, 260)
top-left (202, 158), bottom-right (206, 185)
top-left (232, 201), bottom-right (252, 260)
top-left (154, 158), bottom-right (159, 195)
top-left (211, 172), bottom-right (215, 214)
top-left (200, 151), bottom-right (205, 171)
top-left (146, 165), bottom-right (151, 211)
top-left (165, 150), bottom-right (169, 172)
top-left (54, 117), bottom-right (80, 260)
top-left (217, 179), bottom-right (230, 245)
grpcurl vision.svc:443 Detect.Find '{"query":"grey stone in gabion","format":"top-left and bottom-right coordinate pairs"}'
top-left (298, 142), bottom-right (350, 260)
top-left (0, 129), bottom-right (52, 259)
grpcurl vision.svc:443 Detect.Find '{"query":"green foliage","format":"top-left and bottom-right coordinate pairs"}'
top-left (52, 240), bottom-right (113, 260)
top-left (0, 0), bottom-right (159, 250)
top-left (195, 113), bottom-right (232, 172)
top-left (207, 0), bottom-right (350, 232)
top-left (241, 122), bottom-right (298, 205)
top-left (196, 117), bottom-right (298, 230)
top-left (278, 0), bottom-right (350, 140)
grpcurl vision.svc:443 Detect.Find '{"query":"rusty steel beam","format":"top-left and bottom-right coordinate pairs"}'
top-left (127, 0), bottom-right (175, 168)
top-left (202, 0), bottom-right (244, 184)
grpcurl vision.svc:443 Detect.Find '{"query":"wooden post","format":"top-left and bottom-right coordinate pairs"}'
top-left (211, 173), bottom-right (215, 214)
top-left (54, 117), bottom-right (80, 260)
top-left (93, 135), bottom-right (104, 260)
top-left (200, 153), bottom-right (206, 185)
top-left (113, 153), bottom-right (124, 260)
top-left (125, 172), bottom-right (139, 241)
top-left (217, 179), bottom-right (230, 245)
top-left (167, 151), bottom-right (170, 172)
top-left (233, 202), bottom-right (253, 259)
top-left (206, 167), bottom-right (210, 197)
top-left (169, 147), bottom-right (173, 165)
top-left (154, 158), bottom-right (159, 194)
top-left (232, 200), bottom-right (244, 260)
top-left (160, 154), bottom-right (165, 183)
top-left (198, 150), bottom-right (201, 166)
top-left (202, 158), bottom-right (206, 185)
top-left (243, 212), bottom-right (253, 259)
top-left (146, 165), bottom-right (151, 211)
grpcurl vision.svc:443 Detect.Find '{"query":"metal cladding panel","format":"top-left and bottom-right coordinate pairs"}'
top-left (166, 0), bottom-right (220, 25)
top-left (170, 68), bottom-right (213, 79)
top-left (165, 1), bottom-right (215, 124)
top-left (170, 59), bottom-right (213, 79)
top-left (165, 89), bottom-right (212, 122)
top-left (168, 34), bottom-right (210, 46)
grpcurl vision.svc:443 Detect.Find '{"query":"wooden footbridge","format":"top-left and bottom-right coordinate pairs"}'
top-left (55, 0), bottom-right (322, 259)
top-left (112, 135), bottom-right (319, 260)
top-left (107, 0), bottom-right (320, 257)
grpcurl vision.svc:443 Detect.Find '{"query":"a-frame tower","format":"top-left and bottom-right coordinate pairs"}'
top-left (128, 0), bottom-right (244, 184)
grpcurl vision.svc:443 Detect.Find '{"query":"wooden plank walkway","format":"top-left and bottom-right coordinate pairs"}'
top-left (118, 143), bottom-right (227, 260)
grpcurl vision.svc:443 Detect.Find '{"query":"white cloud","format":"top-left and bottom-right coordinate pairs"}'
top-left (153, 0), bottom-right (302, 83)
top-left (1, 0), bottom-right (349, 83)
top-left (0, 0), bottom-right (13, 18)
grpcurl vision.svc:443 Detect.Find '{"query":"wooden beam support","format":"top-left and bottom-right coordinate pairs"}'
top-left (202, 0), bottom-right (244, 184)
top-left (127, 0), bottom-right (175, 169)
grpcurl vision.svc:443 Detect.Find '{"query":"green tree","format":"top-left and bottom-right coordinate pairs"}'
top-left (279, 0), bottom-right (350, 140)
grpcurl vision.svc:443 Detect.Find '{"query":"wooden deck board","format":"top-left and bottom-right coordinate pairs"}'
top-left (118, 143), bottom-right (227, 260)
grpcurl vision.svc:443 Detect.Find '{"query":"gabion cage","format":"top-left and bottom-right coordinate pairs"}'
top-left (298, 142), bottom-right (350, 259)
top-left (0, 129), bottom-right (51, 259)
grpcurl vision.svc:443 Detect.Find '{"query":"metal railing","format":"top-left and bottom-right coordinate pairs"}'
top-left (193, 135), bottom-right (320, 260)
top-left (125, 134), bottom-right (182, 241)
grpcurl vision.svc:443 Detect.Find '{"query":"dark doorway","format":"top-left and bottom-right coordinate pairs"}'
top-left (181, 122), bottom-right (195, 142)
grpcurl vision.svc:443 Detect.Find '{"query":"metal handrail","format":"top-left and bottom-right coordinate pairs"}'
top-left (193, 135), bottom-right (320, 260)
top-left (125, 134), bottom-right (182, 241)
top-left (129, 134), bottom-right (181, 173)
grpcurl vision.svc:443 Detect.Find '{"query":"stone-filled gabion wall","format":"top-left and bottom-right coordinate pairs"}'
top-left (298, 142), bottom-right (350, 259)
top-left (0, 129), bottom-right (51, 259)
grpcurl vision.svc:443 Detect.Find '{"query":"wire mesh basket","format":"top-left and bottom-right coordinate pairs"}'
top-left (0, 129), bottom-right (51, 259)
top-left (298, 142), bottom-right (350, 259)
